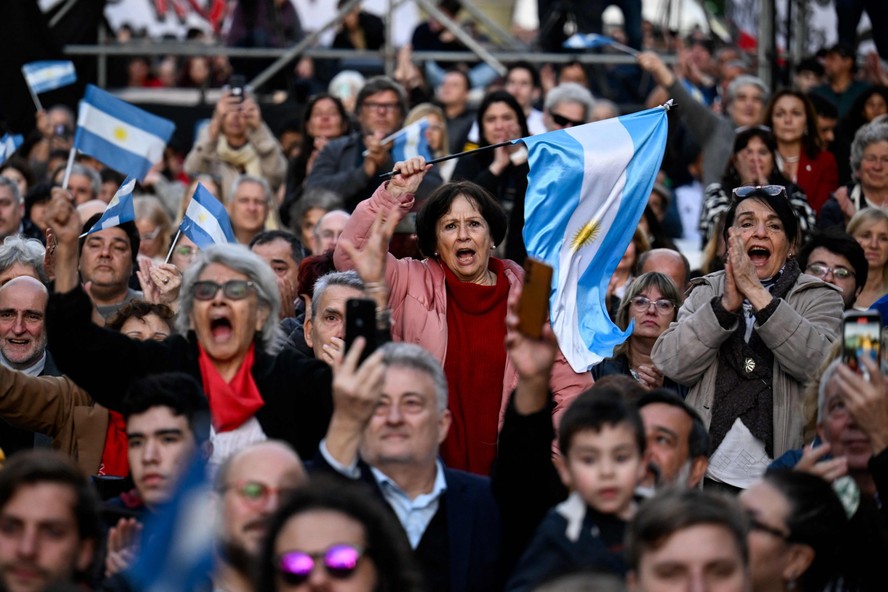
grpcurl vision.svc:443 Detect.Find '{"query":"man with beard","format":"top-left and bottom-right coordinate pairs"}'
top-left (212, 440), bottom-right (307, 592)
top-left (0, 450), bottom-right (101, 592)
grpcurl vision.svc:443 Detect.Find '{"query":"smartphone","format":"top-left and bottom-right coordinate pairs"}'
top-left (517, 258), bottom-right (553, 339)
top-left (229, 74), bottom-right (246, 102)
top-left (345, 298), bottom-right (377, 364)
top-left (843, 310), bottom-right (881, 377)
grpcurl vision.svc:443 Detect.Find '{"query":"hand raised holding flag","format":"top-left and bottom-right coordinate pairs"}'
top-left (387, 156), bottom-right (431, 198)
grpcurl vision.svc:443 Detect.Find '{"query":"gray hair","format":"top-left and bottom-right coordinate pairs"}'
top-left (311, 270), bottom-right (364, 322)
top-left (380, 342), bottom-right (448, 413)
top-left (0, 236), bottom-right (46, 282)
top-left (0, 177), bottom-right (22, 205)
top-left (230, 174), bottom-right (272, 206)
top-left (177, 243), bottom-right (282, 353)
top-left (817, 358), bottom-right (844, 422)
top-left (726, 74), bottom-right (770, 106)
top-left (850, 121), bottom-right (888, 178)
top-left (69, 164), bottom-right (101, 197)
top-left (544, 82), bottom-right (596, 122)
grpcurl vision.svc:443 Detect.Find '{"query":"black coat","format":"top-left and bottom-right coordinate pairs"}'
top-left (46, 287), bottom-right (333, 461)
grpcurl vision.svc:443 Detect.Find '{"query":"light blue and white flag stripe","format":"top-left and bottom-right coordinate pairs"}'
top-left (518, 103), bottom-right (669, 372)
top-left (21, 61), bottom-right (77, 94)
top-left (74, 85), bottom-right (175, 181)
top-left (563, 33), bottom-right (615, 49)
top-left (86, 176), bottom-right (136, 235)
top-left (391, 117), bottom-right (433, 162)
top-left (0, 134), bottom-right (24, 166)
top-left (179, 183), bottom-right (236, 249)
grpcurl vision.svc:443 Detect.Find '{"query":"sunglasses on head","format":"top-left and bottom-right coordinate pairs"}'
top-left (192, 279), bottom-right (256, 301)
top-left (277, 544), bottom-right (365, 585)
top-left (732, 185), bottom-right (786, 199)
top-left (550, 112), bottom-right (585, 128)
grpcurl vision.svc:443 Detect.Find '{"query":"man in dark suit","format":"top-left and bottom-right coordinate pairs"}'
top-left (317, 340), bottom-right (502, 592)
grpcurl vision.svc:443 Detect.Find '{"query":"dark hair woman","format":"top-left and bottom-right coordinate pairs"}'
top-left (334, 157), bottom-right (591, 475)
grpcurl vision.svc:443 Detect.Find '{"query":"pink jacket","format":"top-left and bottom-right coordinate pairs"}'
top-left (334, 183), bottom-right (592, 428)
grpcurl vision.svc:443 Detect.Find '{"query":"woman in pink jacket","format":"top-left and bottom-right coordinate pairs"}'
top-left (334, 157), bottom-right (591, 476)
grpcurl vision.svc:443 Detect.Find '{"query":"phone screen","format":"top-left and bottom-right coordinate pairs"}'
top-left (345, 298), bottom-right (377, 364)
top-left (843, 311), bottom-right (881, 374)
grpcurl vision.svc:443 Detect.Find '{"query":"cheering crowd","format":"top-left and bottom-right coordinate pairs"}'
top-left (0, 1), bottom-right (887, 591)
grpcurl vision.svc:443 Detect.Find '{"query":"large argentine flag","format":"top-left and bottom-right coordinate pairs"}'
top-left (179, 183), bottom-right (236, 249)
top-left (390, 117), bottom-right (433, 162)
top-left (21, 61), bottom-right (77, 94)
top-left (85, 177), bottom-right (136, 235)
top-left (518, 103), bottom-right (669, 372)
top-left (74, 85), bottom-right (175, 181)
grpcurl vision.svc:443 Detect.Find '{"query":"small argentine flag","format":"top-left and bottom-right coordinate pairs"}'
top-left (21, 61), bottom-right (77, 95)
top-left (179, 183), bottom-right (236, 249)
top-left (563, 33), bottom-right (615, 50)
top-left (0, 134), bottom-right (24, 166)
top-left (389, 117), bottom-right (433, 162)
top-left (85, 176), bottom-right (136, 235)
top-left (519, 102), bottom-right (670, 372)
top-left (73, 85), bottom-right (176, 181)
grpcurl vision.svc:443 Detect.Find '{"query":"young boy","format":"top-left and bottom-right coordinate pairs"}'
top-left (505, 387), bottom-right (647, 592)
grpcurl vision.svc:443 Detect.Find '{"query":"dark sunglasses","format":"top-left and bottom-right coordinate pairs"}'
top-left (277, 544), bottom-right (365, 585)
top-left (192, 279), bottom-right (256, 301)
top-left (732, 185), bottom-right (786, 199)
top-left (550, 112), bottom-right (585, 128)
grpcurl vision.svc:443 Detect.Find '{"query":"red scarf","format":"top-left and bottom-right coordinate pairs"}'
top-left (98, 411), bottom-right (129, 477)
top-left (198, 343), bottom-right (265, 432)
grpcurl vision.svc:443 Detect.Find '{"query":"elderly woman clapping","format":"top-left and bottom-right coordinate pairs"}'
top-left (43, 188), bottom-right (335, 466)
top-left (334, 157), bottom-right (591, 475)
top-left (653, 185), bottom-right (843, 491)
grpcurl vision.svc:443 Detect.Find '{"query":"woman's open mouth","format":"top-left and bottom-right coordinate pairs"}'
top-left (210, 316), bottom-right (233, 340)
top-left (747, 246), bottom-right (771, 266)
top-left (456, 248), bottom-right (476, 265)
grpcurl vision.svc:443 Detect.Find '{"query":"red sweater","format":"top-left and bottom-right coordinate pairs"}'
top-left (440, 258), bottom-right (509, 475)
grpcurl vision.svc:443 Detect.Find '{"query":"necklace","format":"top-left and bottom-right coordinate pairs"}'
top-left (780, 152), bottom-right (800, 164)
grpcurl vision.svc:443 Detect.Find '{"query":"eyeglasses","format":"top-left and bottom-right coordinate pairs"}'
top-left (139, 227), bottom-right (161, 241)
top-left (192, 280), bottom-right (256, 301)
top-left (224, 480), bottom-right (297, 507)
top-left (732, 185), bottom-right (787, 199)
top-left (550, 112), bottom-right (585, 128)
top-left (862, 154), bottom-right (888, 166)
top-left (362, 101), bottom-right (400, 113)
top-left (806, 263), bottom-right (855, 280)
top-left (629, 296), bottom-right (676, 314)
top-left (277, 544), bottom-right (365, 585)
top-left (175, 246), bottom-right (199, 258)
top-left (748, 515), bottom-right (789, 540)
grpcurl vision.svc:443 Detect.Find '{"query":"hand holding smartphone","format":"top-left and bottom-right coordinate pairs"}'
top-left (517, 258), bottom-right (553, 339)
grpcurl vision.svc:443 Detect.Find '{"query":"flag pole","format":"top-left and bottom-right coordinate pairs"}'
top-left (378, 140), bottom-right (513, 179)
top-left (27, 87), bottom-right (43, 112)
top-left (164, 229), bottom-right (181, 265)
top-left (60, 147), bottom-right (77, 192)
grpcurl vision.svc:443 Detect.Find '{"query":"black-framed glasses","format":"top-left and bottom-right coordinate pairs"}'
top-left (629, 296), bottom-right (676, 314)
top-left (192, 280), bottom-right (256, 301)
top-left (550, 112), bottom-right (585, 128)
top-left (277, 544), bottom-right (365, 585)
top-left (748, 516), bottom-right (790, 540)
top-left (732, 185), bottom-right (787, 200)
top-left (362, 101), bottom-right (400, 113)
top-left (806, 263), bottom-right (855, 280)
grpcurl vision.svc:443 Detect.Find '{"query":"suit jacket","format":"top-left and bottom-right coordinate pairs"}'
top-left (311, 452), bottom-right (503, 592)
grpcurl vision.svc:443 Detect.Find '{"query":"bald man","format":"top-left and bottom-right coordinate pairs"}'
top-left (636, 248), bottom-right (691, 296)
top-left (213, 441), bottom-right (307, 592)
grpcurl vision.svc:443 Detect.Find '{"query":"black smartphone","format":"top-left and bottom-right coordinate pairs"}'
top-left (843, 309), bottom-right (881, 376)
top-left (345, 298), bottom-right (377, 364)
top-left (517, 258), bottom-right (553, 339)
top-left (229, 74), bottom-right (246, 102)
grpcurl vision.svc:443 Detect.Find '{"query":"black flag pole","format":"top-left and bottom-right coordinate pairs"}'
top-left (378, 140), bottom-right (514, 179)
